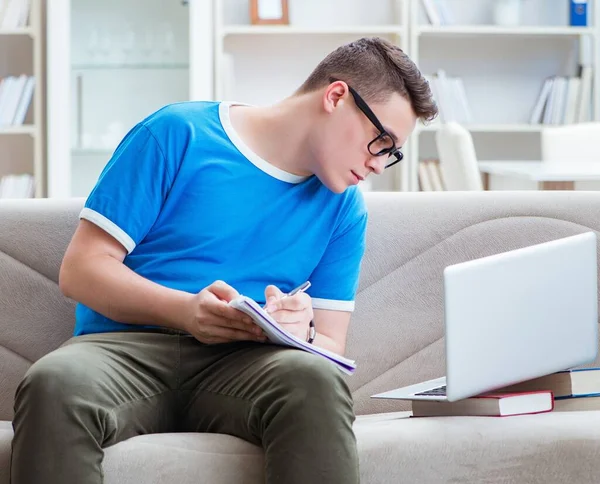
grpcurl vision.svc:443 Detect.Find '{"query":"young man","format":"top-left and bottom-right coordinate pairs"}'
top-left (11, 37), bottom-right (437, 484)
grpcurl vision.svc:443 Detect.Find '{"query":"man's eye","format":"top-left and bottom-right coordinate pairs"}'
top-left (376, 134), bottom-right (393, 147)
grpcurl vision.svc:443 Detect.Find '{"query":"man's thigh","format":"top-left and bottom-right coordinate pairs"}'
top-left (24, 330), bottom-right (181, 445)
top-left (177, 339), bottom-right (352, 443)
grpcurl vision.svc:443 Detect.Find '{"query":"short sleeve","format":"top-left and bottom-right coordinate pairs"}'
top-left (79, 123), bottom-right (176, 254)
top-left (308, 209), bottom-right (368, 313)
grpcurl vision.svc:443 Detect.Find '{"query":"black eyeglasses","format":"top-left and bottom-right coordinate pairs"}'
top-left (332, 79), bottom-right (403, 169)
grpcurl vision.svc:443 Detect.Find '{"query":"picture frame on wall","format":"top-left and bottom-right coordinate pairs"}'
top-left (249, 0), bottom-right (289, 25)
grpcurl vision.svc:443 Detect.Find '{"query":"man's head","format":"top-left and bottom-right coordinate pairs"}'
top-left (295, 37), bottom-right (438, 193)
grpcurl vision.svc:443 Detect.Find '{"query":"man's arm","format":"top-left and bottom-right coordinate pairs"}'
top-left (264, 285), bottom-right (351, 356)
top-left (60, 219), bottom-right (190, 329)
top-left (59, 219), bottom-right (264, 343)
top-left (312, 308), bottom-right (351, 356)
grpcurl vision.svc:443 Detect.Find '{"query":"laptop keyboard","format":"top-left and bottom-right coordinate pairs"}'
top-left (414, 385), bottom-right (447, 396)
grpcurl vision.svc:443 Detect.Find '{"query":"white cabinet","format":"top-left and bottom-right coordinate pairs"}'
top-left (408, 0), bottom-right (600, 191)
top-left (46, 0), bottom-right (213, 198)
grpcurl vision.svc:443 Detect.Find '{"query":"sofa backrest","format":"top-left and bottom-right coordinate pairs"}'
top-left (0, 199), bottom-right (80, 421)
top-left (1, 192), bottom-right (600, 420)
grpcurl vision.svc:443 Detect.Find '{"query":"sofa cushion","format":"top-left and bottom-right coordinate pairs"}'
top-left (4, 412), bottom-right (600, 484)
top-left (0, 421), bottom-right (12, 484)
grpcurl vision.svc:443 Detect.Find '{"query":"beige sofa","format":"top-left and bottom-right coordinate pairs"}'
top-left (2, 191), bottom-right (600, 484)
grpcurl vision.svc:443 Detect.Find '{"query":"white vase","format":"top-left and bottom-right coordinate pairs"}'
top-left (493, 0), bottom-right (522, 26)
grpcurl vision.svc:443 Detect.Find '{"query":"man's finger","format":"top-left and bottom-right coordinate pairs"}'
top-left (268, 309), bottom-right (306, 324)
top-left (268, 292), bottom-right (311, 312)
top-left (210, 302), bottom-right (256, 325)
top-left (264, 284), bottom-right (285, 303)
top-left (209, 280), bottom-right (240, 302)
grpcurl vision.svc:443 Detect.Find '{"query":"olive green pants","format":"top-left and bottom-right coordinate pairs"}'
top-left (10, 331), bottom-right (359, 484)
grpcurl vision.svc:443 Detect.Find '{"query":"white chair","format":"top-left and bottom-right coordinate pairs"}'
top-left (435, 122), bottom-right (484, 191)
top-left (541, 123), bottom-right (600, 163)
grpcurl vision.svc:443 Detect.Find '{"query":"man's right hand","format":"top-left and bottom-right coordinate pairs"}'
top-left (183, 280), bottom-right (267, 344)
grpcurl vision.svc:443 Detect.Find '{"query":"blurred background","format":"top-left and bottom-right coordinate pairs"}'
top-left (0, 0), bottom-right (598, 198)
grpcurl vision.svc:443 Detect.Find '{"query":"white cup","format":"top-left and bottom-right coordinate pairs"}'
top-left (493, 0), bottom-right (521, 26)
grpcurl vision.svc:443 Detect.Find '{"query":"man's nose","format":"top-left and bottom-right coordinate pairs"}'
top-left (366, 156), bottom-right (385, 175)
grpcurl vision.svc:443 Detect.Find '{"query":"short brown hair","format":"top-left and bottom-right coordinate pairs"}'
top-left (296, 37), bottom-right (438, 123)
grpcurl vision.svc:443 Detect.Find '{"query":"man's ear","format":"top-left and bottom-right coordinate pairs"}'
top-left (323, 81), bottom-right (348, 113)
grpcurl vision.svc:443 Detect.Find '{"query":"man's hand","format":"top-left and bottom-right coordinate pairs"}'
top-left (264, 285), bottom-right (314, 341)
top-left (184, 280), bottom-right (267, 344)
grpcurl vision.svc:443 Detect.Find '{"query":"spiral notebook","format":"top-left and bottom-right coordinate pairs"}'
top-left (229, 295), bottom-right (357, 375)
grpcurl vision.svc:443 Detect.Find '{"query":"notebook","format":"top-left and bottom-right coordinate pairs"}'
top-left (229, 295), bottom-right (356, 375)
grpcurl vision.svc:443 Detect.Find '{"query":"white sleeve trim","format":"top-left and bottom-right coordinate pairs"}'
top-left (311, 297), bottom-right (355, 312)
top-left (79, 208), bottom-right (136, 254)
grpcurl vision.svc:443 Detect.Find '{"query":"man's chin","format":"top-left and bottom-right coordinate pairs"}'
top-left (326, 182), bottom-right (349, 194)
top-left (315, 171), bottom-right (349, 194)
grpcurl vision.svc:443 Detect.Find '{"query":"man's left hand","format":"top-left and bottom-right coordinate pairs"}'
top-left (264, 285), bottom-right (313, 341)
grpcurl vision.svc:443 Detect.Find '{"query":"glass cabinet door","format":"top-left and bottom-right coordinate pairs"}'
top-left (47, 0), bottom-right (213, 198)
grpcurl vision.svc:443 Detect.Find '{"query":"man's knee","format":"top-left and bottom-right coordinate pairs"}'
top-left (269, 350), bottom-right (353, 409)
top-left (15, 347), bottom-right (90, 409)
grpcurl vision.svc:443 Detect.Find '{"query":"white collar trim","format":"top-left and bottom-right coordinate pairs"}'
top-left (218, 102), bottom-right (310, 184)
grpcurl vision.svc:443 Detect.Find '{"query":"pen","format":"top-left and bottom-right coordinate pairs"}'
top-left (264, 281), bottom-right (311, 312)
top-left (282, 281), bottom-right (311, 299)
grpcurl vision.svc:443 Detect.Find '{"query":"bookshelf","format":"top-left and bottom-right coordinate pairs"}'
top-left (43, 0), bottom-right (600, 196)
top-left (0, 0), bottom-right (44, 198)
top-left (408, 0), bottom-right (600, 191)
top-left (213, 0), bottom-right (600, 192)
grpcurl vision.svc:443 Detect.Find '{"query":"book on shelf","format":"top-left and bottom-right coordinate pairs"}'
top-left (499, 367), bottom-right (600, 399)
top-left (229, 295), bottom-right (356, 375)
top-left (430, 70), bottom-right (472, 125)
top-left (0, 173), bottom-right (34, 198)
top-left (411, 391), bottom-right (554, 417)
top-left (421, 0), bottom-right (453, 26)
top-left (0, 75), bottom-right (35, 126)
top-left (0, 0), bottom-right (31, 29)
top-left (529, 68), bottom-right (593, 125)
top-left (418, 159), bottom-right (445, 192)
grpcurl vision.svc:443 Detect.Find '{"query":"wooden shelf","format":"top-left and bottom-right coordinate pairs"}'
top-left (0, 27), bottom-right (34, 37)
top-left (0, 125), bottom-right (36, 135)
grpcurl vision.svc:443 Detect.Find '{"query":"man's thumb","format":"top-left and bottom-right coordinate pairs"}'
top-left (264, 285), bottom-right (284, 304)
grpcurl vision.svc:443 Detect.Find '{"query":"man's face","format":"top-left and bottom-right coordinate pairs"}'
top-left (312, 86), bottom-right (418, 194)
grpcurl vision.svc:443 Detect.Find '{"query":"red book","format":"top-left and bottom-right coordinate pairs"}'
top-left (411, 391), bottom-right (554, 417)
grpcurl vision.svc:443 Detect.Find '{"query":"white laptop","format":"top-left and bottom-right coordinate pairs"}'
top-left (372, 231), bottom-right (598, 403)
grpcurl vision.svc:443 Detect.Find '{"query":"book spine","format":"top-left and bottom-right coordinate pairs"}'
top-left (570, 0), bottom-right (588, 27)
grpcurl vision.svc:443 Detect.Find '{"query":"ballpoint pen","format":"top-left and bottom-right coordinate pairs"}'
top-left (282, 281), bottom-right (311, 299)
top-left (265, 281), bottom-right (311, 311)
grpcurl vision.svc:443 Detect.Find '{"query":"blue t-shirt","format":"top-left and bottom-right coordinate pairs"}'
top-left (75, 101), bottom-right (368, 336)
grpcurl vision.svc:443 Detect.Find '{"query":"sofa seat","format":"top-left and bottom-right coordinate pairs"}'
top-left (2, 411), bottom-right (600, 484)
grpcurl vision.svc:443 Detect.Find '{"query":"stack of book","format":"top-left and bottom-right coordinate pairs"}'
top-left (529, 70), bottom-right (593, 125)
top-left (421, 0), bottom-right (453, 26)
top-left (411, 368), bottom-right (600, 417)
top-left (0, 173), bottom-right (34, 198)
top-left (500, 367), bottom-right (600, 412)
top-left (0, 75), bottom-right (36, 126)
top-left (427, 70), bottom-right (472, 125)
top-left (0, 0), bottom-right (31, 28)
top-left (418, 159), bottom-right (445, 192)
